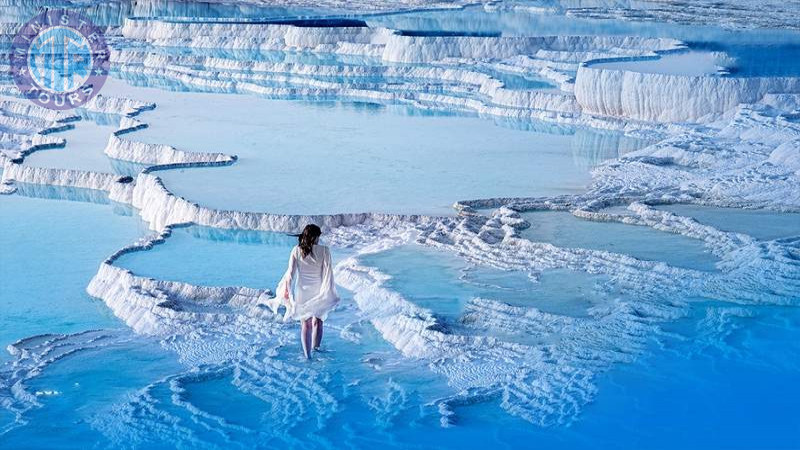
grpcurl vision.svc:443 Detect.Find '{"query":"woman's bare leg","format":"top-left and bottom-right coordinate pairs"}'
top-left (301, 318), bottom-right (313, 359)
top-left (312, 318), bottom-right (323, 350)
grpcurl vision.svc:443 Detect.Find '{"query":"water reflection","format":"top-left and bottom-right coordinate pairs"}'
top-left (14, 182), bottom-right (112, 204)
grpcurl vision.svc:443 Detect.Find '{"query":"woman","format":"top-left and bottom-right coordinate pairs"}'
top-left (271, 224), bottom-right (340, 359)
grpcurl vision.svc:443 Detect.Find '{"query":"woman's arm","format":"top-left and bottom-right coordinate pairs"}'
top-left (320, 246), bottom-right (339, 300)
top-left (282, 247), bottom-right (297, 299)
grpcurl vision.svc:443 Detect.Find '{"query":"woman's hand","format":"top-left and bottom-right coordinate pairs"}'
top-left (283, 284), bottom-right (290, 300)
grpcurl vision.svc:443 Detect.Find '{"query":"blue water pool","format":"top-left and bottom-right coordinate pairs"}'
top-left (2, 1), bottom-right (800, 448)
top-left (114, 225), bottom-right (298, 289)
top-left (354, 243), bottom-right (800, 449)
top-left (360, 244), bottom-right (613, 320)
top-left (0, 190), bottom-right (148, 351)
top-left (572, 302), bottom-right (800, 449)
top-left (23, 113), bottom-right (122, 174)
top-left (105, 79), bottom-right (644, 215)
top-left (1, 334), bottom-right (181, 447)
top-left (519, 211), bottom-right (720, 271)
top-left (658, 204), bottom-right (800, 241)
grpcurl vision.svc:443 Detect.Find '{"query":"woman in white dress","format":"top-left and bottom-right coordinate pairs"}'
top-left (272, 224), bottom-right (340, 359)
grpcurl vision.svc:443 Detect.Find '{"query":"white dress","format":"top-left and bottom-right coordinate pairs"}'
top-left (269, 244), bottom-right (340, 322)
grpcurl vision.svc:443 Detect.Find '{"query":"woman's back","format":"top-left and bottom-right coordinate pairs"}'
top-left (295, 244), bottom-right (327, 286)
top-left (271, 224), bottom-right (339, 358)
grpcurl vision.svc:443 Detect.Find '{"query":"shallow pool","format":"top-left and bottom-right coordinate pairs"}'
top-left (0, 190), bottom-right (148, 355)
top-left (2, 1), bottom-right (799, 448)
top-left (574, 302), bottom-right (800, 449)
top-left (658, 204), bottom-right (800, 241)
top-left (353, 242), bottom-right (800, 449)
top-left (105, 79), bottom-right (643, 215)
top-left (590, 51), bottom-right (726, 76)
top-left (1, 334), bottom-right (181, 447)
top-left (115, 225), bottom-right (308, 289)
top-left (519, 210), bottom-right (720, 271)
top-left (23, 113), bottom-right (121, 174)
top-left (360, 244), bottom-right (612, 320)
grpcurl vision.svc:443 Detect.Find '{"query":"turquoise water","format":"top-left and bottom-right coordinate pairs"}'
top-left (579, 303), bottom-right (800, 449)
top-left (114, 224), bottom-right (364, 291)
top-left (0, 190), bottom-right (148, 351)
top-left (73, 227), bottom-right (800, 449)
top-left (3, 1), bottom-right (800, 448)
top-left (115, 225), bottom-right (298, 290)
top-left (519, 211), bottom-right (720, 271)
top-left (361, 245), bottom-right (613, 320)
top-left (352, 244), bottom-right (800, 449)
top-left (106, 79), bottom-right (643, 216)
top-left (23, 113), bottom-right (122, 174)
top-left (658, 204), bottom-right (800, 241)
top-left (352, 239), bottom-right (800, 448)
top-left (1, 335), bottom-right (181, 447)
top-left (3, 143), bottom-right (799, 449)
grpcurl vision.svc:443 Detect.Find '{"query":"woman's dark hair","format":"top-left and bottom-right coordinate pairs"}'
top-left (297, 224), bottom-right (322, 258)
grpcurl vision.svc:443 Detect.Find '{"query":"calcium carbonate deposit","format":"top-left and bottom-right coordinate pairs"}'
top-left (1, 1), bottom-right (799, 448)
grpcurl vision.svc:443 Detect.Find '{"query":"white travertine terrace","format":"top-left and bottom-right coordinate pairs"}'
top-left (2, 6), bottom-right (800, 432)
top-left (112, 18), bottom-right (800, 125)
top-left (575, 64), bottom-right (800, 122)
top-left (104, 134), bottom-right (235, 166)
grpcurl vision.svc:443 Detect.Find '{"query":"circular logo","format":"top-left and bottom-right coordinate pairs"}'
top-left (10, 10), bottom-right (109, 110)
